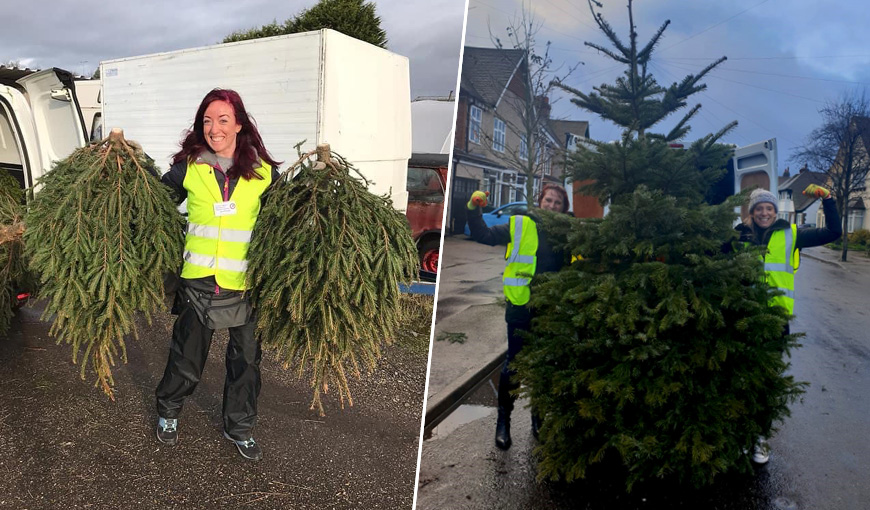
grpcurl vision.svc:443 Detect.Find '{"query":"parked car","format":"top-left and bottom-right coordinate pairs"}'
top-left (463, 201), bottom-right (529, 236)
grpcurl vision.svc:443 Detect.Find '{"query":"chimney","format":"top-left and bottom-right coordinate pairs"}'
top-left (799, 164), bottom-right (808, 174)
top-left (536, 95), bottom-right (552, 120)
top-left (782, 167), bottom-right (790, 178)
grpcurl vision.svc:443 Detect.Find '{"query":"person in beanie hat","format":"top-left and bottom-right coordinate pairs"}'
top-left (735, 183), bottom-right (841, 464)
top-left (747, 188), bottom-right (779, 216)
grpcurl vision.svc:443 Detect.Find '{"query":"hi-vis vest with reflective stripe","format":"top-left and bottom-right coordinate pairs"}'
top-left (503, 216), bottom-right (538, 306)
top-left (180, 160), bottom-right (272, 290)
top-left (761, 225), bottom-right (800, 314)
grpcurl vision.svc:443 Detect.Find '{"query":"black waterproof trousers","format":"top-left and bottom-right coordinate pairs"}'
top-left (155, 295), bottom-right (262, 441)
top-left (498, 303), bottom-right (532, 414)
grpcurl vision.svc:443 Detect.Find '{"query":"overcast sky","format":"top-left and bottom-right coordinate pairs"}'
top-left (1, 0), bottom-right (467, 99)
top-left (465, 0), bottom-right (870, 175)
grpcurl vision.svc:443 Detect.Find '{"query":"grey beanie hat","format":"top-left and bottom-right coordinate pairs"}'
top-left (748, 188), bottom-right (778, 213)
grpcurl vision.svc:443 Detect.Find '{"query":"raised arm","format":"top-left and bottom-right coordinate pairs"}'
top-left (796, 185), bottom-right (842, 249)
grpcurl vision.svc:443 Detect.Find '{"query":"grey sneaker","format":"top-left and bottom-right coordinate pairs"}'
top-left (752, 438), bottom-right (770, 464)
top-left (224, 431), bottom-right (263, 461)
top-left (156, 417), bottom-right (178, 445)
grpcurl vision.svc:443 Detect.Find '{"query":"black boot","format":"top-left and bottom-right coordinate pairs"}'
top-left (495, 407), bottom-right (512, 450)
top-left (531, 412), bottom-right (542, 440)
top-left (495, 369), bottom-right (517, 450)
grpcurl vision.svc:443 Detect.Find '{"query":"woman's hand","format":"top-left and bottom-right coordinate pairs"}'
top-left (803, 184), bottom-right (830, 199)
top-left (466, 190), bottom-right (490, 210)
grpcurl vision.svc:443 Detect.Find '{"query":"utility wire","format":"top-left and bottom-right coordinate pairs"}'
top-left (664, 60), bottom-right (826, 104)
top-left (650, 61), bottom-right (750, 145)
top-left (657, 61), bottom-right (804, 148)
top-left (536, 0), bottom-right (598, 31)
top-left (663, 54), bottom-right (870, 61)
top-left (658, 61), bottom-right (870, 86)
top-left (659, 0), bottom-right (772, 52)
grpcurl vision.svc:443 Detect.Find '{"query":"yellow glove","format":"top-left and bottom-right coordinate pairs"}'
top-left (803, 184), bottom-right (830, 199)
top-left (467, 190), bottom-right (489, 210)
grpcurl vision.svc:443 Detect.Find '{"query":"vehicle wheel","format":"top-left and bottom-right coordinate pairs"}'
top-left (419, 238), bottom-right (440, 274)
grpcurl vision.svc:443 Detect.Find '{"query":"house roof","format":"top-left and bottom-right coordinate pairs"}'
top-left (855, 116), bottom-right (870, 152)
top-left (549, 119), bottom-right (590, 148)
top-left (460, 47), bottom-right (525, 108)
top-left (778, 169), bottom-right (828, 213)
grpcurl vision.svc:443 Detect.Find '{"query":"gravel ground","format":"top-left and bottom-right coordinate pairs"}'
top-left (0, 296), bottom-right (431, 510)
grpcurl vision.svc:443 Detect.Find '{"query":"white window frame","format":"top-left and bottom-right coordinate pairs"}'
top-left (493, 118), bottom-right (506, 152)
top-left (847, 209), bottom-right (865, 233)
top-left (469, 105), bottom-right (482, 144)
top-left (520, 134), bottom-right (528, 161)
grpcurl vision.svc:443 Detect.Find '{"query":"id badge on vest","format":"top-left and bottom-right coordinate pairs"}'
top-left (214, 201), bottom-right (237, 217)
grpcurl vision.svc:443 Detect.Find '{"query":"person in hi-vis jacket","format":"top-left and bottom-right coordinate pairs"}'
top-left (465, 184), bottom-right (570, 450)
top-left (734, 184), bottom-right (840, 464)
top-left (154, 88), bottom-right (282, 462)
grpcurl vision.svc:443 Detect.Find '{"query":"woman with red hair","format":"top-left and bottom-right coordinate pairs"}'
top-left (465, 183), bottom-right (570, 450)
top-left (154, 89), bottom-right (281, 462)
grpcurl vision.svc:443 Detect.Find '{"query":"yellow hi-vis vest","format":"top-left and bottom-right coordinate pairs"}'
top-left (180, 160), bottom-right (272, 290)
top-left (762, 225), bottom-right (800, 315)
top-left (503, 216), bottom-right (538, 305)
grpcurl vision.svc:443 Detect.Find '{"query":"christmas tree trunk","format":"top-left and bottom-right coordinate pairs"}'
top-left (24, 129), bottom-right (185, 397)
top-left (514, 0), bottom-right (805, 489)
top-left (247, 144), bottom-right (418, 415)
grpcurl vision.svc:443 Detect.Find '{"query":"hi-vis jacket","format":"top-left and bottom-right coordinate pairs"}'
top-left (733, 196), bottom-right (843, 316)
top-left (761, 225), bottom-right (799, 314)
top-left (179, 159), bottom-right (272, 290)
top-left (466, 209), bottom-right (565, 309)
top-left (503, 216), bottom-right (538, 305)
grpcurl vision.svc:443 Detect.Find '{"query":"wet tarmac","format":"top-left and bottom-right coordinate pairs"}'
top-left (419, 241), bottom-right (870, 510)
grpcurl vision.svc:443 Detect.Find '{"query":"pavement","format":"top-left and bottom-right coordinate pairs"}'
top-left (799, 245), bottom-right (870, 273)
top-left (425, 236), bottom-right (507, 428)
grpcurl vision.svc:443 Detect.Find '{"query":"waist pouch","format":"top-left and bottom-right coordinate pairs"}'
top-left (181, 285), bottom-right (252, 329)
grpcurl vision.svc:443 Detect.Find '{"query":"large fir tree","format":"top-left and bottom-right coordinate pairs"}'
top-left (513, 0), bottom-right (804, 489)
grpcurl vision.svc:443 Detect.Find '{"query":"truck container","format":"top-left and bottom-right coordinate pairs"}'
top-left (99, 29), bottom-right (412, 209)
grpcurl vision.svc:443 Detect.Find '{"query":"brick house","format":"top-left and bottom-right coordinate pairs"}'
top-left (447, 47), bottom-right (568, 234)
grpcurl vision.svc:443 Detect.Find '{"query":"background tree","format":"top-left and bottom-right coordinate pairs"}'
top-left (513, 0), bottom-right (804, 490)
top-left (791, 92), bottom-right (870, 262)
top-left (487, 12), bottom-right (578, 208)
top-left (223, 0), bottom-right (387, 48)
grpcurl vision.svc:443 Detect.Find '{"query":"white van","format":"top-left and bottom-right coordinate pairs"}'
top-left (0, 67), bottom-right (89, 191)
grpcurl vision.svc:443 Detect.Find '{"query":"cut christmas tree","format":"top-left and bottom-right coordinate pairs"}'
top-left (247, 143), bottom-right (418, 415)
top-left (24, 129), bottom-right (185, 397)
top-left (513, 0), bottom-right (805, 489)
top-left (0, 169), bottom-right (28, 336)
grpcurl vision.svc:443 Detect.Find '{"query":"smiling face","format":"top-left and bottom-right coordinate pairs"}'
top-left (540, 189), bottom-right (565, 212)
top-left (202, 100), bottom-right (242, 158)
top-left (751, 202), bottom-right (777, 229)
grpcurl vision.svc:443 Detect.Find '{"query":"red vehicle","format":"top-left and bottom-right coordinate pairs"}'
top-left (405, 153), bottom-right (448, 281)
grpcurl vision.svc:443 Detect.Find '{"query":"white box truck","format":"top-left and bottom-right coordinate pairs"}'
top-left (99, 29), bottom-right (412, 209)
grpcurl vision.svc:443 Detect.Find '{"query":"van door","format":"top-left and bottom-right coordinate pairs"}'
top-left (16, 68), bottom-right (88, 182)
top-left (0, 84), bottom-right (39, 191)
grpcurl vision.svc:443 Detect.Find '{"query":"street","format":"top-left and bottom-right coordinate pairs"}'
top-left (0, 297), bottom-right (429, 510)
top-left (418, 239), bottom-right (870, 510)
